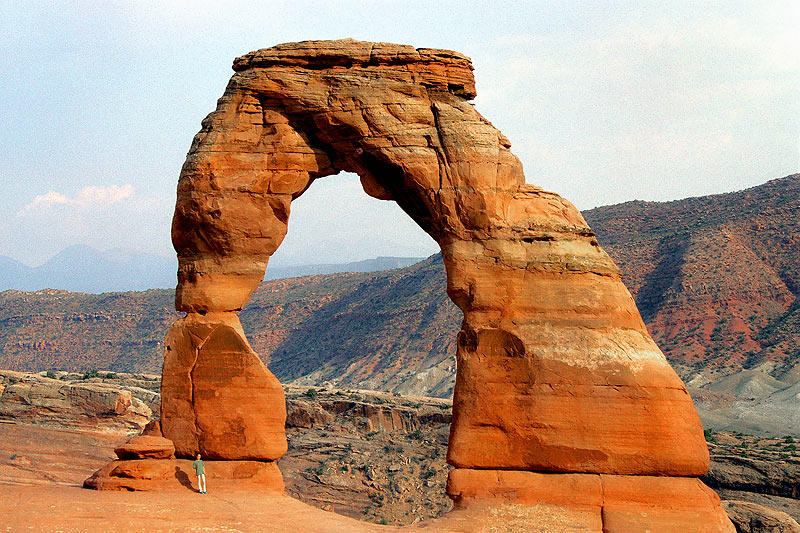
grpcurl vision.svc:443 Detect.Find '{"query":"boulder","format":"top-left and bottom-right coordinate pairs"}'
top-left (141, 419), bottom-right (162, 436)
top-left (84, 459), bottom-right (284, 493)
top-left (161, 312), bottom-right (287, 460)
top-left (114, 435), bottom-right (175, 460)
top-left (722, 500), bottom-right (800, 533)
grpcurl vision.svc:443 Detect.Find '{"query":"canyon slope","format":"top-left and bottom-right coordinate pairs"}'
top-left (0, 174), bottom-right (797, 405)
top-left (583, 173), bottom-right (799, 378)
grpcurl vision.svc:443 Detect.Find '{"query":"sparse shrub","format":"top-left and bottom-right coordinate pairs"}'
top-left (104, 372), bottom-right (117, 379)
top-left (785, 436), bottom-right (794, 444)
top-left (786, 444), bottom-right (797, 452)
top-left (364, 431), bottom-right (380, 440)
top-left (82, 369), bottom-right (99, 380)
top-left (407, 429), bottom-right (423, 441)
top-left (422, 468), bottom-right (437, 479)
top-left (45, 370), bottom-right (57, 379)
top-left (383, 444), bottom-right (403, 454)
top-left (304, 388), bottom-right (318, 399)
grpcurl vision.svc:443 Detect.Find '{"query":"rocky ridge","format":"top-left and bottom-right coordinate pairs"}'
top-left (0, 370), bottom-right (156, 432)
top-left (0, 176), bottom-right (797, 410)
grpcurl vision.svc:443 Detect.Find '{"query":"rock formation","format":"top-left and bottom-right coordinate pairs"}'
top-left (90, 39), bottom-right (733, 530)
top-left (0, 370), bottom-right (152, 431)
top-left (722, 501), bottom-right (800, 533)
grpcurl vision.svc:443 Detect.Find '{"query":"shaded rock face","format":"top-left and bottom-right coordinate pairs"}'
top-left (722, 500), bottom-right (800, 533)
top-left (163, 39), bottom-right (729, 528)
top-left (705, 451), bottom-right (800, 500)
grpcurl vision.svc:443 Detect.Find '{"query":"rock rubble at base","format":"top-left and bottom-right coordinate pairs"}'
top-left (722, 500), bottom-right (800, 533)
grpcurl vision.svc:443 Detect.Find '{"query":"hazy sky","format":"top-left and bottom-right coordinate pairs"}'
top-left (1, 1), bottom-right (797, 266)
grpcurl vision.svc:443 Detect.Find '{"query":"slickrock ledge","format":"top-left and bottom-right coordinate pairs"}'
top-left (88, 39), bottom-right (733, 531)
top-left (84, 458), bottom-right (283, 492)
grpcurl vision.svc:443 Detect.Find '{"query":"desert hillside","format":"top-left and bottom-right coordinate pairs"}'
top-left (0, 175), bottom-right (797, 403)
top-left (583, 173), bottom-right (800, 377)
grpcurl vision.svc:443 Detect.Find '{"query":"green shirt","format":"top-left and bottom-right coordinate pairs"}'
top-left (193, 459), bottom-right (205, 475)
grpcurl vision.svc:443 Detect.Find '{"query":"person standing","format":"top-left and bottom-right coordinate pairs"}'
top-left (193, 453), bottom-right (206, 494)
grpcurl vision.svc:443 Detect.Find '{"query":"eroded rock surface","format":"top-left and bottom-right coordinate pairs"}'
top-left (0, 370), bottom-right (151, 431)
top-left (705, 450), bottom-right (800, 500)
top-left (161, 312), bottom-right (286, 460)
top-left (155, 39), bottom-right (730, 529)
top-left (722, 500), bottom-right (800, 533)
top-left (84, 458), bottom-right (284, 492)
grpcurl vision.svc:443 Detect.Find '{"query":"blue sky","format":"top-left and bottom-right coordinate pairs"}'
top-left (1, 1), bottom-right (797, 266)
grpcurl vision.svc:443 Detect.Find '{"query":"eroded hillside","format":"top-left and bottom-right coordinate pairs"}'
top-left (0, 175), bottom-right (797, 400)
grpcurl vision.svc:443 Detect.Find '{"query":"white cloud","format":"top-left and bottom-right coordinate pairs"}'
top-left (23, 184), bottom-right (135, 211)
top-left (10, 184), bottom-right (171, 266)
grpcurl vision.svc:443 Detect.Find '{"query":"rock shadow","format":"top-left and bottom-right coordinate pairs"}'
top-left (174, 466), bottom-right (196, 492)
top-left (636, 233), bottom-right (691, 322)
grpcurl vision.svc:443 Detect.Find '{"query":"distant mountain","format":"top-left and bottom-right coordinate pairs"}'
top-left (0, 245), bottom-right (423, 293)
top-left (0, 245), bottom-right (177, 293)
top-left (583, 173), bottom-right (800, 377)
top-left (264, 257), bottom-right (424, 281)
top-left (0, 174), bottom-right (797, 402)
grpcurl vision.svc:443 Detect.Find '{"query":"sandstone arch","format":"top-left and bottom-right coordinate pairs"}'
top-left (98, 40), bottom-right (733, 530)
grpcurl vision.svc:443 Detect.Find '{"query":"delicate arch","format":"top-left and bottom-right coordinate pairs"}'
top-left (154, 40), bottom-right (731, 530)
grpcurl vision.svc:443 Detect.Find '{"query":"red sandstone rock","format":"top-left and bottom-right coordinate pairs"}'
top-left (169, 37), bottom-right (707, 474)
top-left (114, 435), bottom-right (175, 460)
top-left (161, 312), bottom-right (286, 460)
top-left (447, 469), bottom-right (735, 532)
top-left (154, 38), bottom-right (729, 529)
top-left (84, 459), bottom-right (283, 492)
top-left (141, 420), bottom-right (162, 436)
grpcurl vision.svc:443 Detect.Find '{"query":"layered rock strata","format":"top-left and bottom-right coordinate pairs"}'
top-left (85, 420), bottom-right (284, 492)
top-left (0, 370), bottom-right (151, 431)
top-left (97, 39), bottom-right (732, 529)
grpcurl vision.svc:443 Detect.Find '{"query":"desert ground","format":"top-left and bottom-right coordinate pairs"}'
top-left (0, 424), bottom-right (394, 532)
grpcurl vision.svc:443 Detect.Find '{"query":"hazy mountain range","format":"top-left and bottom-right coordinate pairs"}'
top-left (0, 246), bottom-right (422, 293)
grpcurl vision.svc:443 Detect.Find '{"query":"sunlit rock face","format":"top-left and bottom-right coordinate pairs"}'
top-left (159, 39), bottom-right (731, 530)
